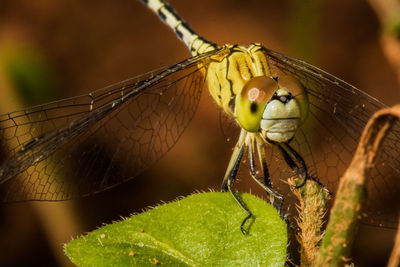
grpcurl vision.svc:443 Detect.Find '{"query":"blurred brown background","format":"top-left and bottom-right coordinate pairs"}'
top-left (0, 0), bottom-right (399, 266)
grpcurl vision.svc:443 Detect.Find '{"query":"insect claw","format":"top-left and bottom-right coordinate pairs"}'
top-left (240, 214), bottom-right (252, 235)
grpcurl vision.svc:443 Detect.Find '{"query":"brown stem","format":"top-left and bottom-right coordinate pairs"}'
top-left (314, 105), bottom-right (400, 266)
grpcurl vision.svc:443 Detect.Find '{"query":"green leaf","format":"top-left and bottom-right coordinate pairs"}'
top-left (65, 192), bottom-right (287, 266)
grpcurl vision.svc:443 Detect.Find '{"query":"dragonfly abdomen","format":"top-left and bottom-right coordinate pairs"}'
top-left (141, 0), bottom-right (217, 56)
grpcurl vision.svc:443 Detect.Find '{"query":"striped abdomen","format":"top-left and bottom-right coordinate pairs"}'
top-left (142, 0), bottom-right (217, 56)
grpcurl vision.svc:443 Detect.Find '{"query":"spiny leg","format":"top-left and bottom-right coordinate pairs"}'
top-left (255, 136), bottom-right (272, 188)
top-left (277, 143), bottom-right (301, 172)
top-left (277, 142), bottom-right (309, 192)
top-left (280, 143), bottom-right (308, 188)
top-left (284, 143), bottom-right (331, 194)
top-left (222, 128), bottom-right (246, 191)
top-left (222, 143), bottom-right (253, 234)
top-left (249, 138), bottom-right (283, 213)
top-left (279, 143), bottom-right (331, 194)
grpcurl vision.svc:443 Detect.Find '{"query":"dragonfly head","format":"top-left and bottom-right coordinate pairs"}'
top-left (236, 75), bottom-right (308, 143)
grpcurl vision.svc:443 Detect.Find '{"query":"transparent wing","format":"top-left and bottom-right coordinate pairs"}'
top-left (0, 50), bottom-right (218, 202)
top-left (218, 108), bottom-right (240, 143)
top-left (263, 47), bottom-right (400, 228)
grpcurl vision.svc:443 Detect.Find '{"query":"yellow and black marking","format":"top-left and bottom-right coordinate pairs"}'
top-left (205, 44), bottom-right (272, 117)
top-left (141, 0), bottom-right (217, 56)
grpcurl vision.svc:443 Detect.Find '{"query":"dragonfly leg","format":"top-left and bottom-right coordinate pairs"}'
top-left (277, 143), bottom-right (300, 170)
top-left (277, 143), bottom-right (309, 188)
top-left (280, 143), bottom-right (332, 195)
top-left (222, 139), bottom-right (252, 234)
top-left (249, 139), bottom-right (283, 213)
top-left (222, 129), bottom-right (247, 191)
top-left (255, 135), bottom-right (272, 189)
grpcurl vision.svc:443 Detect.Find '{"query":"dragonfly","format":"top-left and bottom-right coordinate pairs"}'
top-left (0, 0), bottom-right (399, 232)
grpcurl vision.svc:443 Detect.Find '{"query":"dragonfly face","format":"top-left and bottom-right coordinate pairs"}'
top-left (260, 75), bottom-right (308, 143)
top-left (234, 75), bottom-right (305, 143)
top-left (235, 76), bottom-right (301, 143)
top-left (260, 83), bottom-right (301, 143)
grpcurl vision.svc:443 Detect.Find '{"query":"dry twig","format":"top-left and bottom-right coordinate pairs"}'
top-left (315, 105), bottom-right (400, 266)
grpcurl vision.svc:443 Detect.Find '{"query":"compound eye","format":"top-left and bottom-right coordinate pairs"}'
top-left (236, 76), bottom-right (277, 132)
top-left (241, 76), bottom-right (276, 104)
top-left (277, 75), bottom-right (308, 123)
